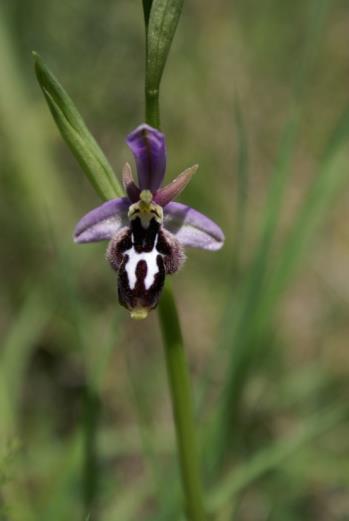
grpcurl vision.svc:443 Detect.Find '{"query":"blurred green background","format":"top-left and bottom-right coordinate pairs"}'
top-left (1, 0), bottom-right (349, 520)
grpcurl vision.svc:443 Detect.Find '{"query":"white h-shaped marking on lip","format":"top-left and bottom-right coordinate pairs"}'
top-left (124, 237), bottom-right (160, 290)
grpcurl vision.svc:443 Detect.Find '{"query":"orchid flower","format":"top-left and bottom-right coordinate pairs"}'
top-left (74, 124), bottom-right (224, 319)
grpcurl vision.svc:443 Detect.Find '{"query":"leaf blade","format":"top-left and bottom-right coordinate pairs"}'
top-left (146, 0), bottom-right (184, 92)
top-left (33, 52), bottom-right (123, 201)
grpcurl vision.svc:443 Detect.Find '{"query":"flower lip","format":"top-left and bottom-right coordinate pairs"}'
top-left (130, 308), bottom-right (149, 320)
top-left (126, 123), bottom-right (166, 194)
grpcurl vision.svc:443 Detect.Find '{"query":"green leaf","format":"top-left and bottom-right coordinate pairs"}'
top-left (33, 52), bottom-right (123, 201)
top-left (146, 0), bottom-right (184, 93)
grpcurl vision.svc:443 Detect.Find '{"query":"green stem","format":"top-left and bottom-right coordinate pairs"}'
top-left (145, 88), bottom-right (160, 128)
top-left (158, 283), bottom-right (206, 521)
top-left (144, 5), bottom-right (205, 517)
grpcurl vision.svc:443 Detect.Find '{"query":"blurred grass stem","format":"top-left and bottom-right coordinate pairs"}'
top-left (82, 385), bottom-right (100, 520)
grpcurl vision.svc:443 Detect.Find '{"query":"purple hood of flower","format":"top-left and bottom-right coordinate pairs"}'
top-left (126, 124), bottom-right (167, 193)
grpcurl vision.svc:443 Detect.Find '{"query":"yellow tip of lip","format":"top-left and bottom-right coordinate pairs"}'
top-left (130, 308), bottom-right (149, 320)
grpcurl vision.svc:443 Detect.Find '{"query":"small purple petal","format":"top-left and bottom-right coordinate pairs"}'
top-left (164, 202), bottom-right (225, 251)
top-left (126, 123), bottom-right (166, 193)
top-left (74, 197), bottom-right (130, 243)
top-left (122, 162), bottom-right (141, 203)
top-left (154, 164), bottom-right (198, 207)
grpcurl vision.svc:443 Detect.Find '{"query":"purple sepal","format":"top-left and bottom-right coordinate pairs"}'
top-left (164, 202), bottom-right (225, 251)
top-left (154, 165), bottom-right (198, 207)
top-left (74, 197), bottom-right (130, 243)
top-left (126, 124), bottom-right (166, 193)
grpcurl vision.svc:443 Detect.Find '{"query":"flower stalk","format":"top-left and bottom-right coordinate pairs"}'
top-left (158, 282), bottom-right (206, 521)
top-left (145, 89), bottom-right (160, 129)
